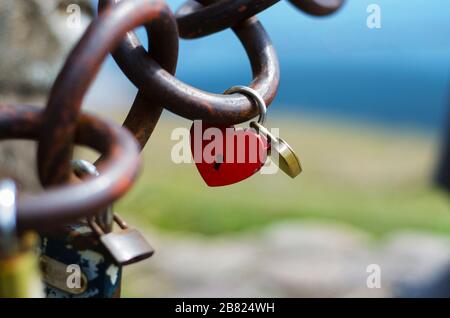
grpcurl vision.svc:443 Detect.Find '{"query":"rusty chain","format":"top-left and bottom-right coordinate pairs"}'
top-left (176, 0), bottom-right (345, 38)
top-left (0, 0), bottom-right (345, 230)
top-left (0, 103), bottom-right (141, 232)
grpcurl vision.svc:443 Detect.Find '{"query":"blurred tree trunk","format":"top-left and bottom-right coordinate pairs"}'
top-left (0, 0), bottom-right (93, 96)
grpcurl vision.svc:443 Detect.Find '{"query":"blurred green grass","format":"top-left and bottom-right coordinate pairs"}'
top-left (104, 112), bottom-right (450, 237)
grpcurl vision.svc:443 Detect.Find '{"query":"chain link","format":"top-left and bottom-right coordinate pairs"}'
top-left (0, 0), bottom-right (345, 229)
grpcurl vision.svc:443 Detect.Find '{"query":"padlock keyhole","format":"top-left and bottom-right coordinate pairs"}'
top-left (214, 154), bottom-right (224, 171)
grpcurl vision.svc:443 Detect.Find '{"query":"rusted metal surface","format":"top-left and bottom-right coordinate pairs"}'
top-left (288, 0), bottom-right (345, 16)
top-left (36, 0), bottom-right (346, 190)
top-left (98, 0), bottom-right (179, 150)
top-left (0, 0), bottom-right (347, 241)
top-left (39, 0), bottom-right (282, 187)
top-left (176, 0), bottom-right (279, 38)
top-left (102, 2), bottom-right (280, 125)
top-left (38, 0), bottom-right (176, 186)
top-left (0, 103), bottom-right (140, 232)
top-left (176, 0), bottom-right (345, 39)
top-left (0, 0), bottom-right (349, 299)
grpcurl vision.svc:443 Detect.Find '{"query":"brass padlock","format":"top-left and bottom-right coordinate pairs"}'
top-left (250, 121), bottom-right (302, 178)
top-left (0, 179), bottom-right (43, 298)
top-left (89, 214), bottom-right (154, 266)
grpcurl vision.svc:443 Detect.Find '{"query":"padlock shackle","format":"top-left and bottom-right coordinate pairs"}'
top-left (113, 214), bottom-right (128, 230)
top-left (89, 213), bottom-right (128, 237)
top-left (224, 86), bottom-right (267, 125)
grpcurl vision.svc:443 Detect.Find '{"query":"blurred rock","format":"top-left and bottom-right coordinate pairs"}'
top-left (379, 232), bottom-right (450, 297)
top-left (123, 222), bottom-right (450, 298)
top-left (0, 0), bottom-right (93, 97)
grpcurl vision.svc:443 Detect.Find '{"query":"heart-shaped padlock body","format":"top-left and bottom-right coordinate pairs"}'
top-left (190, 122), bottom-right (268, 187)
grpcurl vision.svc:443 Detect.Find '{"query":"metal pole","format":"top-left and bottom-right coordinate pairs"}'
top-left (436, 108), bottom-right (450, 192)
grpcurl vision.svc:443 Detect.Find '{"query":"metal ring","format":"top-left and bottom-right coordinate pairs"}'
top-left (0, 103), bottom-right (141, 233)
top-left (288, 0), bottom-right (346, 16)
top-left (98, 0), bottom-right (179, 150)
top-left (0, 179), bottom-right (17, 254)
top-left (175, 0), bottom-right (345, 39)
top-left (100, 0), bottom-right (279, 125)
top-left (38, 0), bottom-right (178, 187)
top-left (176, 0), bottom-right (279, 38)
top-left (224, 85), bottom-right (267, 125)
top-left (106, 4), bottom-right (279, 125)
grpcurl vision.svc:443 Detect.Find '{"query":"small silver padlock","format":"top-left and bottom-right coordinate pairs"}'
top-left (89, 214), bottom-right (154, 266)
top-left (72, 159), bottom-right (154, 265)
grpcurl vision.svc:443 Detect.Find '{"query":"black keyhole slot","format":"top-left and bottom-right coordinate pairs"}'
top-left (214, 154), bottom-right (224, 171)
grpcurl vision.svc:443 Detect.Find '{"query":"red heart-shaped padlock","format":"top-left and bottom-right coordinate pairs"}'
top-left (190, 121), bottom-right (268, 187)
